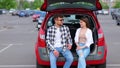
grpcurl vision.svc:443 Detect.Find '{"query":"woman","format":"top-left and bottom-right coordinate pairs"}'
top-left (74, 16), bottom-right (93, 68)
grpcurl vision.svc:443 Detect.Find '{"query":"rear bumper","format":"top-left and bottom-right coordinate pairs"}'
top-left (35, 46), bottom-right (107, 66)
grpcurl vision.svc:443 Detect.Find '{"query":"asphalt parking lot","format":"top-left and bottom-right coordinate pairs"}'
top-left (0, 14), bottom-right (120, 68)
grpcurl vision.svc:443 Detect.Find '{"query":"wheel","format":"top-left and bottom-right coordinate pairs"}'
top-left (33, 20), bottom-right (35, 22)
top-left (117, 23), bottom-right (120, 25)
top-left (36, 61), bottom-right (49, 68)
top-left (95, 62), bottom-right (106, 68)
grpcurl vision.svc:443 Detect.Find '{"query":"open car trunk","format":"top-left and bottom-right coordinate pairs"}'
top-left (41, 0), bottom-right (102, 11)
top-left (46, 14), bottom-right (98, 60)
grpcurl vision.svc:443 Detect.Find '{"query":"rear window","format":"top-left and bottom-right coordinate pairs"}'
top-left (50, 2), bottom-right (94, 7)
top-left (47, 14), bottom-right (95, 30)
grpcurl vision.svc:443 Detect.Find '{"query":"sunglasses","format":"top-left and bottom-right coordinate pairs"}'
top-left (57, 19), bottom-right (64, 21)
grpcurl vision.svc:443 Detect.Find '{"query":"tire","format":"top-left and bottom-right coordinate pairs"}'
top-left (36, 61), bottom-right (49, 68)
top-left (95, 62), bottom-right (106, 68)
top-left (117, 23), bottom-right (120, 26)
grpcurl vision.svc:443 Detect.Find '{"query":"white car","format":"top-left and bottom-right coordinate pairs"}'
top-left (102, 9), bottom-right (109, 15)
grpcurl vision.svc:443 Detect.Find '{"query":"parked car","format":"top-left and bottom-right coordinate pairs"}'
top-left (25, 10), bottom-right (34, 16)
top-left (96, 9), bottom-right (109, 15)
top-left (111, 8), bottom-right (118, 20)
top-left (111, 9), bottom-right (120, 25)
top-left (37, 11), bottom-right (46, 30)
top-left (102, 9), bottom-right (109, 15)
top-left (0, 9), bottom-right (8, 14)
top-left (97, 10), bottom-right (103, 15)
top-left (0, 10), bottom-right (2, 15)
top-left (12, 10), bottom-right (19, 16)
top-left (114, 9), bottom-right (120, 25)
top-left (18, 10), bottom-right (26, 17)
top-left (9, 8), bottom-right (15, 14)
top-left (35, 0), bottom-right (107, 68)
top-left (32, 10), bottom-right (42, 22)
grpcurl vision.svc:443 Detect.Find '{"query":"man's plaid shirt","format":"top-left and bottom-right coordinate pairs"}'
top-left (46, 25), bottom-right (73, 51)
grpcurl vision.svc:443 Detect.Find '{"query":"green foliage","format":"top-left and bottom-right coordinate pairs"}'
top-left (0, 0), bottom-right (43, 10)
top-left (32, 0), bottom-right (43, 9)
top-left (22, 1), bottom-right (30, 9)
top-left (113, 0), bottom-right (120, 8)
top-left (0, 0), bottom-right (17, 10)
top-left (100, 0), bottom-right (109, 9)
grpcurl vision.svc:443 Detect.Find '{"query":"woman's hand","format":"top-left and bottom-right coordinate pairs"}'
top-left (76, 45), bottom-right (87, 50)
top-left (76, 46), bottom-right (82, 50)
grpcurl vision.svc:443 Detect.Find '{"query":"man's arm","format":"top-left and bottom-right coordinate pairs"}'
top-left (66, 26), bottom-right (73, 46)
top-left (46, 28), bottom-right (55, 51)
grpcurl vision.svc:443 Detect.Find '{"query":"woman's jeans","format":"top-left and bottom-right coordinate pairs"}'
top-left (49, 47), bottom-right (73, 68)
top-left (76, 43), bottom-right (90, 68)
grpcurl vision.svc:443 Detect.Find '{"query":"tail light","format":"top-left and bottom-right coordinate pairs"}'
top-left (40, 34), bottom-right (45, 40)
top-left (96, 0), bottom-right (102, 10)
top-left (40, 0), bottom-right (47, 11)
top-left (97, 28), bottom-right (105, 46)
top-left (38, 29), bottom-right (46, 47)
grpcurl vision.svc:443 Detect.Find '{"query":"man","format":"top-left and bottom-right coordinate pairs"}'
top-left (46, 14), bottom-right (73, 68)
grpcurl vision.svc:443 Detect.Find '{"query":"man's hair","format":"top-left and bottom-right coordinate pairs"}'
top-left (52, 14), bottom-right (64, 24)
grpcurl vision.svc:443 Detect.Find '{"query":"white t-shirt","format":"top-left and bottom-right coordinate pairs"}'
top-left (54, 28), bottom-right (63, 47)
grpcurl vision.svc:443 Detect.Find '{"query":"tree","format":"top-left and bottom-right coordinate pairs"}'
top-left (100, 0), bottom-right (109, 9)
top-left (113, 0), bottom-right (120, 8)
top-left (0, 0), bottom-right (2, 9)
top-left (0, 0), bottom-right (17, 10)
top-left (22, 0), bottom-right (30, 9)
top-left (32, 0), bottom-right (43, 10)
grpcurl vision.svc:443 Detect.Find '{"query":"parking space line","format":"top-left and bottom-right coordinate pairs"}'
top-left (0, 44), bottom-right (13, 53)
top-left (0, 65), bottom-right (35, 67)
top-left (107, 64), bottom-right (120, 67)
top-left (0, 29), bottom-right (6, 32)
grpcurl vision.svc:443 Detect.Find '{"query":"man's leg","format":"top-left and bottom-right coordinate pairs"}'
top-left (50, 52), bottom-right (57, 68)
top-left (62, 49), bottom-right (73, 68)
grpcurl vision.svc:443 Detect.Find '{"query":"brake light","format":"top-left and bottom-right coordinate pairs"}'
top-left (40, 0), bottom-right (47, 11)
top-left (98, 33), bottom-right (103, 39)
top-left (98, 51), bottom-right (102, 56)
top-left (97, 28), bottom-right (105, 46)
top-left (38, 28), bottom-right (46, 47)
top-left (96, 0), bottom-right (102, 10)
top-left (40, 34), bottom-right (45, 40)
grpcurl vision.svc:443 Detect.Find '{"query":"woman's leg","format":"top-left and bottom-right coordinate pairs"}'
top-left (76, 48), bottom-right (90, 68)
top-left (76, 50), bottom-right (85, 68)
top-left (83, 48), bottom-right (90, 58)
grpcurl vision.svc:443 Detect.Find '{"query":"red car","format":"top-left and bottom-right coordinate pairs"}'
top-left (32, 11), bottom-right (41, 22)
top-left (35, 0), bottom-right (107, 68)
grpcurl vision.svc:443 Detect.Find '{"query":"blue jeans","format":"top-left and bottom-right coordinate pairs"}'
top-left (76, 43), bottom-right (90, 68)
top-left (49, 47), bottom-right (73, 68)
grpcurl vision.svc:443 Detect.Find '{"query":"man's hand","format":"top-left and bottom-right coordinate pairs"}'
top-left (67, 44), bottom-right (72, 50)
top-left (53, 50), bottom-right (59, 57)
